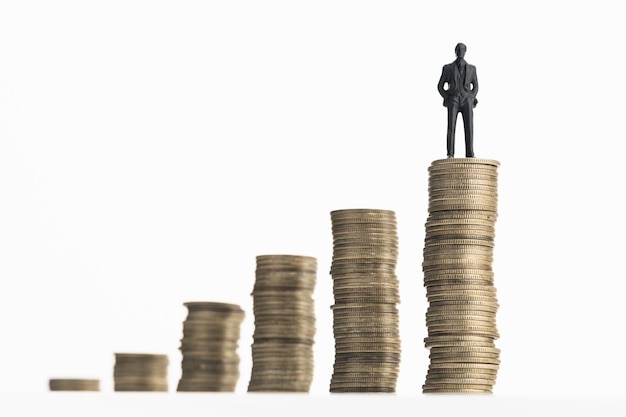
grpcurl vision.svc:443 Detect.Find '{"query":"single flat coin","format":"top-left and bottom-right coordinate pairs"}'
top-left (49, 379), bottom-right (100, 391)
top-left (424, 238), bottom-right (494, 247)
top-left (423, 271), bottom-right (495, 280)
top-left (423, 388), bottom-right (491, 394)
top-left (430, 158), bottom-right (499, 166)
top-left (426, 366), bottom-right (498, 374)
top-left (330, 387), bottom-right (396, 393)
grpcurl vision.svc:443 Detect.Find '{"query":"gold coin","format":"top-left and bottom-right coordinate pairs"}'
top-left (426, 283), bottom-right (495, 291)
top-left (424, 281), bottom-right (494, 289)
top-left (428, 193), bottom-right (498, 201)
top-left (331, 258), bottom-right (397, 266)
top-left (333, 297), bottom-right (400, 305)
top-left (330, 378), bottom-right (398, 386)
top-left (426, 312), bottom-right (496, 322)
top-left (426, 221), bottom-right (495, 229)
top-left (429, 357), bottom-right (500, 366)
top-left (428, 183), bottom-right (497, 190)
top-left (333, 353), bottom-right (401, 364)
top-left (114, 353), bottom-right (169, 361)
top-left (332, 363), bottom-right (400, 372)
top-left (425, 342), bottom-right (496, 349)
top-left (426, 368), bottom-right (498, 382)
top-left (429, 180), bottom-right (498, 189)
top-left (183, 301), bottom-right (244, 314)
top-left (424, 238), bottom-right (494, 246)
top-left (49, 379), bottom-right (100, 391)
top-left (331, 208), bottom-right (396, 216)
top-left (333, 292), bottom-right (399, 301)
top-left (333, 323), bottom-right (399, 333)
top-left (429, 166), bottom-right (498, 174)
top-left (426, 292), bottom-right (497, 300)
top-left (428, 361), bottom-right (499, 370)
top-left (426, 319), bottom-right (497, 329)
top-left (428, 207), bottom-right (497, 215)
top-left (332, 225), bottom-right (398, 233)
top-left (330, 387), bottom-right (396, 393)
top-left (333, 285), bottom-right (399, 293)
top-left (426, 304), bottom-right (498, 314)
top-left (330, 218), bottom-right (397, 227)
top-left (422, 257), bottom-right (494, 267)
top-left (426, 318), bottom-right (497, 331)
top-left (333, 278), bottom-right (399, 286)
top-left (427, 213), bottom-right (497, 222)
top-left (333, 274), bottom-right (398, 282)
top-left (424, 217), bottom-right (496, 228)
top-left (331, 270), bottom-right (398, 278)
top-left (427, 329), bottom-right (499, 339)
top-left (428, 297), bottom-right (498, 305)
top-left (426, 287), bottom-right (496, 295)
top-left (256, 254), bottom-right (317, 264)
top-left (422, 383), bottom-right (494, 392)
top-left (334, 332), bottom-right (399, 341)
top-left (425, 232), bottom-right (495, 241)
top-left (429, 169), bottom-right (498, 177)
top-left (428, 203), bottom-right (497, 211)
top-left (429, 346), bottom-right (500, 354)
top-left (425, 375), bottom-right (496, 384)
top-left (429, 174), bottom-right (498, 183)
top-left (430, 157), bottom-right (499, 165)
top-left (423, 265), bottom-right (493, 274)
top-left (334, 334), bottom-right (400, 343)
top-left (333, 248), bottom-right (398, 256)
top-left (429, 159), bottom-right (498, 167)
top-left (429, 350), bottom-right (500, 359)
top-left (332, 237), bottom-right (398, 246)
top-left (423, 250), bottom-right (494, 259)
top-left (423, 269), bottom-right (494, 279)
top-left (334, 341), bottom-right (401, 349)
top-left (428, 190), bottom-right (498, 199)
top-left (423, 388), bottom-right (491, 394)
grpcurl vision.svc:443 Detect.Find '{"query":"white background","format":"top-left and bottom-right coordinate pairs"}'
top-left (1, 0), bottom-right (625, 411)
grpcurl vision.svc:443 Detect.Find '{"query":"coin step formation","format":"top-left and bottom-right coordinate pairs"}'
top-left (113, 353), bottom-right (169, 392)
top-left (248, 254), bottom-right (317, 392)
top-left (329, 209), bottom-right (401, 393)
top-left (422, 158), bottom-right (500, 394)
top-left (177, 301), bottom-right (245, 392)
top-left (49, 378), bottom-right (100, 391)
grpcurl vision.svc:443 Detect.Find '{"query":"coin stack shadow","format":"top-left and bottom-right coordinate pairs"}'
top-left (177, 302), bottom-right (245, 392)
top-left (422, 158), bottom-right (500, 394)
top-left (329, 209), bottom-right (401, 393)
top-left (247, 254), bottom-right (317, 392)
top-left (49, 378), bottom-right (100, 391)
top-left (113, 353), bottom-right (169, 392)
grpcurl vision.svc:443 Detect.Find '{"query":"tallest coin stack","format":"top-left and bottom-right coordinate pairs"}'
top-left (422, 158), bottom-right (501, 394)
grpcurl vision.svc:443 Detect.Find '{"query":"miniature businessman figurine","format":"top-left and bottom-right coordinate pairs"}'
top-left (437, 43), bottom-right (478, 158)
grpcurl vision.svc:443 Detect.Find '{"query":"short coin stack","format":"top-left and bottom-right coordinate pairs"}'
top-left (113, 353), bottom-right (169, 392)
top-left (248, 254), bottom-right (317, 392)
top-left (422, 158), bottom-right (500, 394)
top-left (329, 208), bottom-right (401, 393)
top-left (49, 378), bottom-right (100, 391)
top-left (177, 302), bottom-right (245, 392)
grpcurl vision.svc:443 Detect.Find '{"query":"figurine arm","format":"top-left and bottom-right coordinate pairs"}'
top-left (437, 66), bottom-right (449, 98)
top-left (470, 70), bottom-right (479, 97)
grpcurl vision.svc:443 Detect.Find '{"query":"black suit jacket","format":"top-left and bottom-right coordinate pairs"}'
top-left (437, 61), bottom-right (478, 108)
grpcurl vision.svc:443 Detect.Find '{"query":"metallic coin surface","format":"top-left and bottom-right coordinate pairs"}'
top-left (421, 159), bottom-right (501, 393)
top-left (49, 379), bottom-right (100, 392)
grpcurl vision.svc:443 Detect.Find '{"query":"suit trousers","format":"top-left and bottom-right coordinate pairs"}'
top-left (446, 101), bottom-right (474, 158)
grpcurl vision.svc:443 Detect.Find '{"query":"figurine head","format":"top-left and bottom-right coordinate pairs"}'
top-left (455, 43), bottom-right (467, 59)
